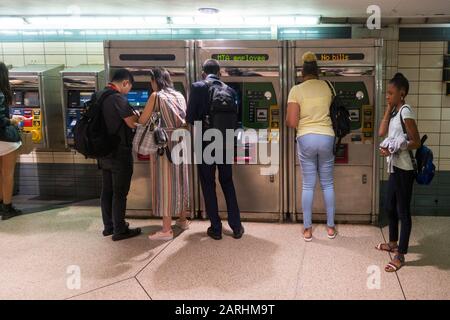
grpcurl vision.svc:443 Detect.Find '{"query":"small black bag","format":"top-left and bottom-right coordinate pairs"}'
top-left (0, 123), bottom-right (21, 143)
top-left (325, 80), bottom-right (351, 154)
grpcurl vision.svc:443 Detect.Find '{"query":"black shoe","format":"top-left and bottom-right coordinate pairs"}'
top-left (207, 227), bottom-right (222, 240)
top-left (103, 222), bottom-right (130, 237)
top-left (112, 227), bottom-right (142, 241)
top-left (1, 204), bottom-right (22, 221)
top-left (232, 225), bottom-right (245, 239)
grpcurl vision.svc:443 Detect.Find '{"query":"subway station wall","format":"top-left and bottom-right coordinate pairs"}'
top-left (2, 25), bottom-right (450, 215)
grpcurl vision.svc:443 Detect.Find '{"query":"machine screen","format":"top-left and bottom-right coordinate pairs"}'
top-left (127, 90), bottom-right (149, 108)
top-left (12, 91), bottom-right (23, 106)
top-left (80, 92), bottom-right (93, 106)
top-left (24, 92), bottom-right (39, 107)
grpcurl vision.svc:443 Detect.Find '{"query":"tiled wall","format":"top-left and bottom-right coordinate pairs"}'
top-left (0, 41), bottom-right (104, 67)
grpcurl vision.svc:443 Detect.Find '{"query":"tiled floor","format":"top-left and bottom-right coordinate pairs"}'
top-left (0, 200), bottom-right (449, 300)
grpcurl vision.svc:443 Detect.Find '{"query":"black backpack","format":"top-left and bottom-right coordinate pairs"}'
top-left (325, 80), bottom-right (351, 154)
top-left (73, 89), bottom-right (120, 159)
top-left (204, 79), bottom-right (238, 137)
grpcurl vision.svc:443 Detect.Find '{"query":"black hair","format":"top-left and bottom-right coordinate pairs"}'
top-left (150, 67), bottom-right (173, 91)
top-left (202, 59), bottom-right (220, 75)
top-left (111, 68), bottom-right (135, 84)
top-left (389, 72), bottom-right (409, 97)
top-left (302, 61), bottom-right (319, 77)
top-left (0, 62), bottom-right (12, 106)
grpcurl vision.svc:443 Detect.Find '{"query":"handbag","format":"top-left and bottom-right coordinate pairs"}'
top-left (0, 123), bottom-right (21, 143)
top-left (17, 130), bottom-right (34, 155)
top-left (132, 112), bottom-right (159, 157)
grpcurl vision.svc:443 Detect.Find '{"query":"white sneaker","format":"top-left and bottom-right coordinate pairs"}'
top-left (148, 230), bottom-right (174, 241)
top-left (175, 219), bottom-right (191, 230)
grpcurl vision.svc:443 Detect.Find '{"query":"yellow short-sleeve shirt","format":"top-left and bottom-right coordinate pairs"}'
top-left (288, 79), bottom-right (335, 138)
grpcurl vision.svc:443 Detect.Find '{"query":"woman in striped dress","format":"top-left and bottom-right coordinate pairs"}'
top-left (138, 67), bottom-right (191, 241)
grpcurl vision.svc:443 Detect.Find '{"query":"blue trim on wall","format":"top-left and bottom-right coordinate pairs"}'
top-left (399, 27), bottom-right (450, 41)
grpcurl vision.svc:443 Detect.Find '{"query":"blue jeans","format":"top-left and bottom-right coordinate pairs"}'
top-left (297, 134), bottom-right (335, 229)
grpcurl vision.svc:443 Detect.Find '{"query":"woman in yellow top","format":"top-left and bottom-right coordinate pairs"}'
top-left (286, 52), bottom-right (337, 242)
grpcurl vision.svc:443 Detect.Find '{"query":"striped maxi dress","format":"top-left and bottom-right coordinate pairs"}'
top-left (150, 88), bottom-right (191, 217)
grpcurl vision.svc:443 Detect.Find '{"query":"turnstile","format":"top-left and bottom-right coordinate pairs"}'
top-left (195, 40), bottom-right (287, 222)
top-left (60, 65), bottom-right (105, 148)
top-left (9, 65), bottom-right (65, 150)
top-left (104, 40), bottom-right (195, 218)
top-left (287, 39), bottom-right (383, 224)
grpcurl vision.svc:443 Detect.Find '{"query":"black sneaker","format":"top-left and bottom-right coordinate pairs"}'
top-left (232, 225), bottom-right (245, 239)
top-left (112, 227), bottom-right (142, 241)
top-left (1, 204), bottom-right (22, 221)
top-left (207, 227), bottom-right (222, 240)
top-left (103, 222), bottom-right (130, 237)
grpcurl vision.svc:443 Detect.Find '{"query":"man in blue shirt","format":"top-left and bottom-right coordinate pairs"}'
top-left (186, 59), bottom-right (244, 240)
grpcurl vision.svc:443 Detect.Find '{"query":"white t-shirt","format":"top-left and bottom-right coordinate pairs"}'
top-left (387, 104), bottom-right (415, 171)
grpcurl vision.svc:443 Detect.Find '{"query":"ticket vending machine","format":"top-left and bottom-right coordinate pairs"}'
top-left (288, 39), bottom-right (383, 223)
top-left (60, 65), bottom-right (105, 148)
top-left (104, 40), bottom-right (194, 217)
top-left (9, 65), bottom-right (65, 150)
top-left (195, 40), bottom-right (287, 221)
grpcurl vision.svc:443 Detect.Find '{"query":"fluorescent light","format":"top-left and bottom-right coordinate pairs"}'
top-left (295, 16), bottom-right (320, 25)
top-left (171, 16), bottom-right (195, 25)
top-left (26, 16), bottom-right (164, 29)
top-left (144, 16), bottom-right (168, 25)
top-left (194, 15), bottom-right (219, 25)
top-left (270, 16), bottom-right (296, 25)
top-left (244, 16), bottom-right (269, 25)
top-left (219, 15), bottom-right (244, 25)
top-left (0, 17), bottom-right (26, 29)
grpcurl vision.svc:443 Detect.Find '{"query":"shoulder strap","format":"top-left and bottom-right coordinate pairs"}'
top-left (399, 104), bottom-right (418, 173)
top-left (325, 80), bottom-right (336, 97)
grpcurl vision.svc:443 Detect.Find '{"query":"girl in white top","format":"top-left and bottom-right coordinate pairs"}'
top-left (0, 62), bottom-right (23, 220)
top-left (376, 73), bottom-right (421, 273)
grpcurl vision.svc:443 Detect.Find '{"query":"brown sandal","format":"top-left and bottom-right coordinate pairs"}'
top-left (375, 242), bottom-right (398, 253)
top-left (385, 254), bottom-right (405, 272)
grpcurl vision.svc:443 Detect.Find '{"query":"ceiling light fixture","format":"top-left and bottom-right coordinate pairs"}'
top-left (198, 8), bottom-right (220, 15)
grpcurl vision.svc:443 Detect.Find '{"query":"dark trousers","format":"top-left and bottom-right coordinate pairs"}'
top-left (386, 166), bottom-right (415, 254)
top-left (99, 149), bottom-right (133, 235)
top-left (198, 163), bottom-right (241, 233)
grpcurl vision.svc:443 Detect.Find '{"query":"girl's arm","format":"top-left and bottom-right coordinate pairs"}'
top-left (138, 92), bottom-right (157, 125)
top-left (378, 104), bottom-right (394, 137)
top-left (404, 119), bottom-right (421, 150)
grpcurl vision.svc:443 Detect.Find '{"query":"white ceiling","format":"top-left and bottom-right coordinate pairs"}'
top-left (0, 0), bottom-right (449, 17)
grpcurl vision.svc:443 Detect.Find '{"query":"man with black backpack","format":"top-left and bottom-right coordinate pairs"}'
top-left (93, 69), bottom-right (141, 241)
top-left (186, 59), bottom-right (244, 240)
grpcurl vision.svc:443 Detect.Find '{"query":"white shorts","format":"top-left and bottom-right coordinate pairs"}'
top-left (0, 141), bottom-right (22, 157)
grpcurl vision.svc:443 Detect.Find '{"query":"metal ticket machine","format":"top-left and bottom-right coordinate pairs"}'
top-left (195, 40), bottom-right (287, 221)
top-left (104, 40), bottom-right (194, 217)
top-left (9, 64), bottom-right (65, 150)
top-left (60, 64), bottom-right (105, 148)
top-left (288, 39), bottom-right (383, 223)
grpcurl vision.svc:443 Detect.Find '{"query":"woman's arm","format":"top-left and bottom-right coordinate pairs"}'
top-left (378, 104), bottom-right (394, 137)
top-left (138, 92), bottom-right (157, 125)
top-left (286, 102), bottom-right (300, 129)
top-left (404, 118), bottom-right (421, 150)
